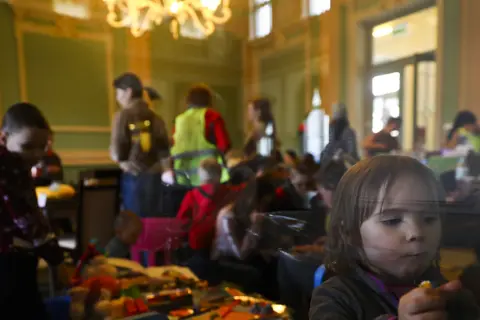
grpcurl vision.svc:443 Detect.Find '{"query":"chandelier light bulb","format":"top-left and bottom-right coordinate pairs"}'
top-left (102, 0), bottom-right (232, 38)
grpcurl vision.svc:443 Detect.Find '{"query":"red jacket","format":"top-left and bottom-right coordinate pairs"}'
top-left (172, 108), bottom-right (231, 154)
top-left (176, 183), bottom-right (239, 250)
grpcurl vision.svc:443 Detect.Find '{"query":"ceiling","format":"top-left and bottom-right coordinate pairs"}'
top-left (372, 7), bottom-right (437, 65)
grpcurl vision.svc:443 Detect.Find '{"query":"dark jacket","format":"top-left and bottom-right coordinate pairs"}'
top-left (310, 267), bottom-right (479, 320)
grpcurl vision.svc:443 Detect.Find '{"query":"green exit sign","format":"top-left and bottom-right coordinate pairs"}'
top-left (393, 23), bottom-right (408, 35)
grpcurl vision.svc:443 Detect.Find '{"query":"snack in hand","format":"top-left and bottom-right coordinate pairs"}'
top-left (419, 281), bottom-right (432, 289)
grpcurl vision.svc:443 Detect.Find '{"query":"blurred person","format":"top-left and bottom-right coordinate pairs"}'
top-left (273, 163), bottom-right (314, 211)
top-left (110, 72), bottom-right (170, 214)
top-left (213, 173), bottom-right (279, 298)
top-left (0, 102), bottom-right (63, 319)
top-left (446, 110), bottom-right (480, 151)
top-left (320, 103), bottom-right (358, 164)
top-left (362, 116), bottom-right (402, 157)
top-left (105, 210), bottom-right (142, 259)
top-left (244, 98), bottom-right (279, 158)
top-left (277, 159), bottom-right (347, 319)
top-left (171, 84), bottom-right (230, 186)
top-left (178, 158), bottom-right (239, 280)
top-left (32, 133), bottom-right (63, 186)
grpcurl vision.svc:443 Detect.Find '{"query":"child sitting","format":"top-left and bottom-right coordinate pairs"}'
top-left (178, 158), bottom-right (237, 281)
top-left (177, 158), bottom-right (235, 252)
top-left (0, 102), bottom-right (63, 319)
top-left (105, 210), bottom-right (142, 259)
top-left (273, 163), bottom-right (313, 211)
top-left (310, 155), bottom-right (479, 320)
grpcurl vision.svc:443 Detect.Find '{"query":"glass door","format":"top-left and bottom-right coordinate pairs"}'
top-left (368, 52), bottom-right (435, 152)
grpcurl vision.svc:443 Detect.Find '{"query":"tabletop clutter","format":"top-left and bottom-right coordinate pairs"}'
top-left (66, 242), bottom-right (290, 320)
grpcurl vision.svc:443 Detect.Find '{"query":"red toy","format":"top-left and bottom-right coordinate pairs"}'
top-left (71, 243), bottom-right (101, 286)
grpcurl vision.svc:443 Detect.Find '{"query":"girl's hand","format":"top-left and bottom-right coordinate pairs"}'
top-left (398, 280), bottom-right (462, 320)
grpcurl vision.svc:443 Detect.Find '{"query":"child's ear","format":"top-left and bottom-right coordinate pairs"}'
top-left (0, 131), bottom-right (7, 146)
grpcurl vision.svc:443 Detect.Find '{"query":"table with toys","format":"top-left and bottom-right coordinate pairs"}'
top-left (64, 243), bottom-right (290, 320)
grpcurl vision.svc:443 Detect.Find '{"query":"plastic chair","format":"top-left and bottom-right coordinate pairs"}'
top-left (131, 218), bottom-right (186, 266)
top-left (313, 264), bottom-right (326, 288)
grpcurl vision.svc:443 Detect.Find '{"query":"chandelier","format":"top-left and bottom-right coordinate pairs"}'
top-left (103, 0), bottom-right (232, 38)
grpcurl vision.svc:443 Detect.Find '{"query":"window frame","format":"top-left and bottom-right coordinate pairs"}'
top-left (303, 0), bottom-right (331, 18)
top-left (249, 0), bottom-right (272, 39)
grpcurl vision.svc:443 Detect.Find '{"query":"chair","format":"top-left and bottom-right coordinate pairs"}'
top-left (144, 183), bottom-right (191, 218)
top-left (313, 264), bottom-right (326, 288)
top-left (131, 218), bottom-right (186, 266)
top-left (58, 169), bottom-right (121, 260)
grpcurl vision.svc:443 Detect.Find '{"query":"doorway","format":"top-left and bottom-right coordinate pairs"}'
top-left (366, 6), bottom-right (437, 151)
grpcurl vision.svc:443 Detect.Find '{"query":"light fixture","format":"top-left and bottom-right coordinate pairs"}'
top-left (372, 25), bottom-right (393, 38)
top-left (53, 0), bottom-right (90, 20)
top-left (102, 0), bottom-right (232, 39)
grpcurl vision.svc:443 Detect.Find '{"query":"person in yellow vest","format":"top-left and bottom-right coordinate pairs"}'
top-left (171, 84), bottom-right (231, 185)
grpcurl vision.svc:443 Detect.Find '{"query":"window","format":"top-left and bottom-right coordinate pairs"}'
top-left (304, 0), bottom-right (331, 17)
top-left (53, 0), bottom-right (90, 20)
top-left (250, 0), bottom-right (272, 39)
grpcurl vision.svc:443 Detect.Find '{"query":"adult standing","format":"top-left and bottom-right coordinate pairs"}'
top-left (170, 84), bottom-right (231, 186)
top-left (243, 98), bottom-right (280, 165)
top-left (110, 72), bottom-right (170, 215)
top-left (320, 103), bottom-right (358, 164)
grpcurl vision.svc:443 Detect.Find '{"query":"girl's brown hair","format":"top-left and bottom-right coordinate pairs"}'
top-left (325, 155), bottom-right (445, 275)
top-left (251, 98), bottom-right (274, 124)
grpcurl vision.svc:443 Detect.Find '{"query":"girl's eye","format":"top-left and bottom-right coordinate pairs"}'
top-left (381, 218), bottom-right (402, 226)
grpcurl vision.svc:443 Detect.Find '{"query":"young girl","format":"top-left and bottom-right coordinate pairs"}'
top-left (310, 155), bottom-right (479, 320)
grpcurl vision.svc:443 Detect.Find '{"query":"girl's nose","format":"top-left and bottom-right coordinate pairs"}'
top-left (405, 219), bottom-right (425, 242)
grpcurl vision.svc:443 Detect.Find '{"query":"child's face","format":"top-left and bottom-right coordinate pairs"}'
top-left (290, 171), bottom-right (309, 196)
top-left (360, 178), bottom-right (441, 281)
top-left (118, 222), bottom-right (142, 245)
top-left (4, 128), bottom-right (49, 168)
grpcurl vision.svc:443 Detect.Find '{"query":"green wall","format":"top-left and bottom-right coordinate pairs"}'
top-left (0, 3), bottom-right (243, 181)
top-left (149, 25), bottom-right (244, 148)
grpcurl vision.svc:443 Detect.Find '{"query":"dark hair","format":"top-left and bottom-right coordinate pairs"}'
top-left (331, 117), bottom-right (350, 141)
top-left (2, 102), bottom-right (50, 133)
top-left (251, 98), bottom-right (274, 124)
top-left (325, 155), bottom-right (444, 275)
top-left (144, 87), bottom-right (162, 101)
top-left (186, 84), bottom-right (213, 107)
top-left (387, 117), bottom-right (402, 127)
top-left (114, 210), bottom-right (141, 231)
top-left (447, 111), bottom-right (477, 141)
top-left (113, 72), bottom-right (144, 99)
top-left (232, 173), bottom-right (278, 223)
top-left (302, 153), bottom-right (318, 171)
top-left (285, 149), bottom-right (298, 161)
top-left (291, 162), bottom-right (312, 176)
top-left (314, 160), bottom-right (347, 191)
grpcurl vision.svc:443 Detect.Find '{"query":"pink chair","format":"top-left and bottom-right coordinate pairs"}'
top-left (131, 218), bottom-right (186, 266)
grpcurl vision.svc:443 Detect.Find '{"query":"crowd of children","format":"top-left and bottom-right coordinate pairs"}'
top-left (1, 72), bottom-right (480, 320)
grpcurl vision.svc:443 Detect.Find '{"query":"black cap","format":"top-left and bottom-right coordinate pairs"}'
top-left (113, 72), bottom-right (143, 92)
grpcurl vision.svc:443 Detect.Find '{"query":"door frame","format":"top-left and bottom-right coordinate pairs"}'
top-left (366, 51), bottom-right (436, 147)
